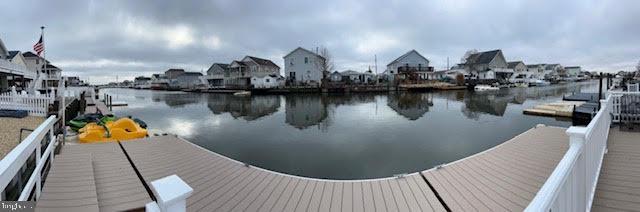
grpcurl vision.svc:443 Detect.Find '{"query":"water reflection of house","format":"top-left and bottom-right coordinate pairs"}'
top-left (206, 94), bottom-right (280, 121)
top-left (387, 93), bottom-right (433, 120)
top-left (152, 93), bottom-right (202, 107)
top-left (285, 95), bottom-right (328, 129)
top-left (461, 93), bottom-right (509, 119)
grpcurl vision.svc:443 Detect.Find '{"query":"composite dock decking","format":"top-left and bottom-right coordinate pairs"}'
top-left (121, 136), bottom-right (446, 212)
top-left (592, 128), bottom-right (640, 211)
top-left (37, 143), bottom-right (152, 212)
top-left (38, 126), bottom-right (569, 211)
top-left (422, 126), bottom-right (569, 211)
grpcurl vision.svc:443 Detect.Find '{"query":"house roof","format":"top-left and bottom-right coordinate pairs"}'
top-left (564, 66), bottom-right (581, 69)
top-left (544, 64), bottom-right (560, 70)
top-left (230, 60), bottom-right (248, 67)
top-left (387, 50), bottom-right (429, 66)
top-left (283, 47), bottom-right (325, 60)
top-left (211, 63), bottom-right (229, 69)
top-left (245, 56), bottom-right (280, 69)
top-left (465, 50), bottom-right (501, 65)
top-left (341, 70), bottom-right (360, 75)
top-left (526, 64), bottom-right (544, 68)
top-left (507, 61), bottom-right (524, 69)
top-left (180, 72), bottom-right (202, 76)
top-left (7, 51), bottom-right (20, 60)
top-left (165, 68), bottom-right (185, 73)
top-left (22, 51), bottom-right (41, 58)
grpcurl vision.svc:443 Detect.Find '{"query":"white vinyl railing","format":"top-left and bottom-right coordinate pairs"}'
top-left (0, 92), bottom-right (55, 116)
top-left (526, 95), bottom-right (613, 211)
top-left (0, 115), bottom-right (57, 201)
top-left (610, 91), bottom-right (640, 123)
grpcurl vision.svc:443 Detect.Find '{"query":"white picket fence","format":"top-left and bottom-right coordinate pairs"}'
top-left (0, 93), bottom-right (55, 116)
top-left (526, 94), bottom-right (613, 211)
top-left (0, 115), bottom-right (57, 200)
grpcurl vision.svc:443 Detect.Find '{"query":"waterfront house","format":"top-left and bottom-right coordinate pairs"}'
top-left (340, 70), bottom-right (376, 84)
top-left (284, 47), bottom-right (325, 86)
top-left (22, 51), bottom-right (60, 90)
top-left (165, 68), bottom-right (185, 79)
top-left (526, 64), bottom-right (546, 79)
top-left (543, 64), bottom-right (563, 79)
top-left (63, 76), bottom-right (83, 86)
top-left (251, 74), bottom-right (283, 88)
top-left (508, 61), bottom-right (528, 82)
top-left (173, 72), bottom-right (203, 89)
top-left (386, 50), bottom-right (432, 81)
top-left (1, 40), bottom-right (36, 92)
top-left (150, 73), bottom-right (169, 90)
top-left (329, 71), bottom-right (342, 82)
top-left (460, 49), bottom-right (510, 81)
top-left (204, 63), bottom-right (229, 88)
top-left (227, 56), bottom-right (280, 89)
top-left (133, 76), bottom-right (151, 89)
top-left (565, 66), bottom-right (581, 77)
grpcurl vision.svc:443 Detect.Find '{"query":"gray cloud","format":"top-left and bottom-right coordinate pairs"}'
top-left (1, 0), bottom-right (638, 83)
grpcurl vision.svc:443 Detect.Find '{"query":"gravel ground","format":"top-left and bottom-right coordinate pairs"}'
top-left (0, 116), bottom-right (45, 159)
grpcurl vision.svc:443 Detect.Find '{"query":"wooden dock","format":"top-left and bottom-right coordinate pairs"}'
top-left (591, 128), bottom-right (640, 211)
top-left (37, 125), bottom-right (572, 211)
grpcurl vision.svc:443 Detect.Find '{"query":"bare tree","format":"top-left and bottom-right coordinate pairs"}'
top-left (318, 47), bottom-right (335, 82)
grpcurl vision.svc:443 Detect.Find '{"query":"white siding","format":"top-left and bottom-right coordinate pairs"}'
top-left (284, 48), bottom-right (323, 84)
top-left (386, 50), bottom-right (430, 74)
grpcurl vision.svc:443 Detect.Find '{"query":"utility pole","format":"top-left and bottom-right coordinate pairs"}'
top-left (374, 54), bottom-right (378, 74)
top-left (447, 57), bottom-right (450, 70)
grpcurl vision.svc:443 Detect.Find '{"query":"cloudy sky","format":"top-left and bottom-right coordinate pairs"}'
top-left (1, 0), bottom-right (638, 83)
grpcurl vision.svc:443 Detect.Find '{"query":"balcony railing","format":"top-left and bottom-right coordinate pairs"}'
top-left (0, 60), bottom-right (36, 79)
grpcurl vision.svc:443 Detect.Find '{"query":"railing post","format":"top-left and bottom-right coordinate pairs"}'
top-left (146, 175), bottom-right (192, 212)
top-left (566, 126), bottom-right (588, 211)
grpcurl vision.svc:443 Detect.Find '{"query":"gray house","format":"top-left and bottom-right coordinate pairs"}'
top-left (461, 49), bottom-right (509, 80)
top-left (174, 72), bottom-right (203, 89)
top-left (205, 63), bottom-right (229, 87)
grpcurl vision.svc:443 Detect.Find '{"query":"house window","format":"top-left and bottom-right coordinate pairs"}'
top-left (266, 79), bottom-right (270, 83)
top-left (305, 57), bottom-right (308, 64)
top-left (290, 72), bottom-right (296, 79)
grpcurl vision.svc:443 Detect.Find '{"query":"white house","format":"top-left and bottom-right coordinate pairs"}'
top-left (340, 70), bottom-right (376, 84)
top-left (222, 56), bottom-right (280, 89)
top-left (543, 64), bottom-right (563, 79)
top-left (460, 49), bottom-right (509, 80)
top-left (329, 71), bottom-right (342, 82)
top-left (565, 66), bottom-right (581, 77)
top-left (251, 74), bottom-right (283, 88)
top-left (283, 47), bottom-right (325, 85)
top-left (526, 64), bottom-right (546, 80)
top-left (508, 61), bottom-right (528, 81)
top-left (386, 50), bottom-right (431, 81)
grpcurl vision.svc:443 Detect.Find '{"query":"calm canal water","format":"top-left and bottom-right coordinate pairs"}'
top-left (104, 81), bottom-right (599, 179)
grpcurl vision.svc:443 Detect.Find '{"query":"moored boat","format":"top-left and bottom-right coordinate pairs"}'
top-left (474, 84), bottom-right (500, 91)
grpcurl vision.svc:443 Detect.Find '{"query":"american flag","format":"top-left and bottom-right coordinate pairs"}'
top-left (33, 35), bottom-right (44, 56)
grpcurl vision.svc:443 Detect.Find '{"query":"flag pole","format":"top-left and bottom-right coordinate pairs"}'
top-left (41, 26), bottom-right (46, 94)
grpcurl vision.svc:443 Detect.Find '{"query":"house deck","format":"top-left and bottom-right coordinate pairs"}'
top-left (37, 125), bottom-right (570, 211)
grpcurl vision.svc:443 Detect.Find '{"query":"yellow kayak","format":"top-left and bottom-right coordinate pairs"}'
top-left (78, 118), bottom-right (148, 143)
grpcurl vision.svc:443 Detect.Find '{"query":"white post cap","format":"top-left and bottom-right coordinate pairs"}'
top-left (150, 175), bottom-right (193, 212)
